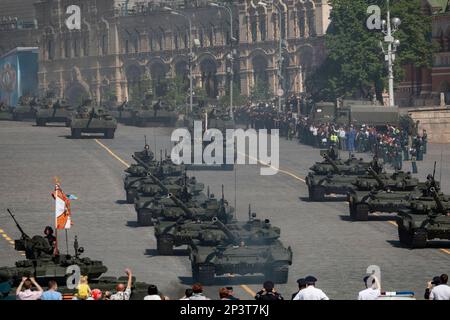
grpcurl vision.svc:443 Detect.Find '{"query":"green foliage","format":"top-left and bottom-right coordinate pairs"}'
top-left (250, 78), bottom-right (272, 101)
top-left (162, 75), bottom-right (188, 109)
top-left (307, 0), bottom-right (433, 103)
top-left (218, 82), bottom-right (247, 108)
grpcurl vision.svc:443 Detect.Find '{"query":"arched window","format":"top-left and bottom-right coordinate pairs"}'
top-left (47, 39), bottom-right (54, 60)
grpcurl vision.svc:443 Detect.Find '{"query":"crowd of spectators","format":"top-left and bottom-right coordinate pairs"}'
top-left (11, 271), bottom-right (449, 301)
top-left (235, 103), bottom-right (428, 172)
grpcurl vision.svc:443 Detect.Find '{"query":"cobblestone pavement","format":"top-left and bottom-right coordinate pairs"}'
top-left (0, 121), bottom-right (448, 300)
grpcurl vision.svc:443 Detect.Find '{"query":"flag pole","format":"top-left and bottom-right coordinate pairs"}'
top-left (65, 229), bottom-right (69, 255)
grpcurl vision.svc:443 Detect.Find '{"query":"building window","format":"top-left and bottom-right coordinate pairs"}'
top-left (47, 39), bottom-right (54, 60)
top-left (82, 37), bottom-right (89, 56)
top-left (64, 39), bottom-right (70, 58)
top-left (74, 39), bottom-right (79, 57)
top-left (125, 39), bottom-right (129, 54)
top-left (101, 34), bottom-right (108, 55)
top-left (174, 33), bottom-right (179, 50)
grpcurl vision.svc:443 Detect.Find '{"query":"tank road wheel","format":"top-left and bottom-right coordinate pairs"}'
top-left (104, 129), bottom-right (115, 139)
top-left (349, 201), bottom-right (356, 220)
top-left (354, 204), bottom-right (369, 221)
top-left (71, 129), bottom-right (81, 139)
top-left (410, 229), bottom-right (427, 249)
top-left (157, 235), bottom-right (174, 255)
top-left (193, 264), bottom-right (215, 285)
top-left (311, 186), bottom-right (325, 201)
top-left (267, 263), bottom-right (289, 284)
top-left (126, 190), bottom-right (136, 204)
top-left (398, 225), bottom-right (412, 246)
top-left (36, 118), bottom-right (46, 126)
top-left (137, 210), bottom-right (153, 226)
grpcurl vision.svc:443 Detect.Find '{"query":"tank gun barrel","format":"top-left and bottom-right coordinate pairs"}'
top-left (6, 209), bottom-right (30, 240)
top-left (212, 217), bottom-right (240, 246)
top-left (132, 155), bottom-right (168, 194)
top-left (168, 193), bottom-right (194, 219)
top-left (322, 153), bottom-right (340, 174)
top-left (368, 167), bottom-right (385, 189)
top-left (430, 187), bottom-right (446, 214)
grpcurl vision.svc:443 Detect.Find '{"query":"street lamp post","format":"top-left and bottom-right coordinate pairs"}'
top-left (210, 2), bottom-right (235, 119)
top-left (163, 7), bottom-right (194, 114)
top-left (380, 0), bottom-right (401, 107)
top-left (259, 1), bottom-right (284, 112)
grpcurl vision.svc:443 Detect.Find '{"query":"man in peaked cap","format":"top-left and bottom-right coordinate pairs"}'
top-left (293, 276), bottom-right (329, 300)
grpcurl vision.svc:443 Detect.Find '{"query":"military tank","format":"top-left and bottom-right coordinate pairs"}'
top-left (154, 205), bottom-right (276, 256)
top-left (132, 97), bottom-right (177, 127)
top-left (70, 102), bottom-right (117, 139)
top-left (12, 96), bottom-right (38, 121)
top-left (188, 218), bottom-right (293, 285)
top-left (309, 152), bottom-right (372, 176)
top-left (107, 100), bottom-right (134, 125)
top-left (183, 106), bottom-right (236, 171)
top-left (348, 171), bottom-right (436, 221)
top-left (397, 188), bottom-right (450, 248)
top-left (36, 99), bottom-right (75, 127)
top-left (306, 154), bottom-right (379, 201)
top-left (0, 102), bottom-right (14, 121)
top-left (125, 154), bottom-right (186, 204)
top-left (0, 210), bottom-right (107, 287)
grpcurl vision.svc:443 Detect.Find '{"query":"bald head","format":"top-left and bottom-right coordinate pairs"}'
top-left (116, 283), bottom-right (125, 292)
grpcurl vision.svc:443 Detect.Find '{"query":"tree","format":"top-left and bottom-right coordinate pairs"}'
top-left (218, 81), bottom-right (247, 108)
top-left (250, 78), bottom-right (272, 101)
top-left (162, 75), bottom-right (188, 110)
top-left (307, 0), bottom-right (433, 103)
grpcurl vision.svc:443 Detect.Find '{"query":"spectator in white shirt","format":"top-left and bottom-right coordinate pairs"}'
top-left (16, 277), bottom-right (43, 300)
top-left (293, 276), bottom-right (329, 300)
top-left (430, 274), bottom-right (450, 300)
top-left (110, 268), bottom-right (133, 300)
top-left (358, 275), bottom-right (381, 300)
top-left (144, 284), bottom-right (162, 300)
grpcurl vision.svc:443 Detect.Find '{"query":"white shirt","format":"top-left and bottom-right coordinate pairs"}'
top-left (144, 294), bottom-right (162, 300)
top-left (430, 284), bottom-right (450, 300)
top-left (293, 285), bottom-right (329, 300)
top-left (358, 287), bottom-right (380, 300)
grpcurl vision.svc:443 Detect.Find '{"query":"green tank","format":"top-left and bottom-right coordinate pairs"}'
top-left (36, 99), bottom-right (75, 127)
top-left (107, 101), bottom-right (134, 125)
top-left (188, 217), bottom-right (292, 285)
top-left (124, 154), bottom-right (186, 204)
top-left (154, 205), bottom-right (278, 256)
top-left (12, 96), bottom-right (38, 121)
top-left (348, 173), bottom-right (436, 221)
top-left (306, 154), bottom-right (377, 201)
top-left (70, 101), bottom-right (117, 139)
top-left (132, 98), bottom-right (177, 127)
top-left (0, 210), bottom-right (107, 287)
top-left (184, 107), bottom-right (236, 171)
top-left (397, 188), bottom-right (450, 248)
top-left (0, 102), bottom-right (14, 121)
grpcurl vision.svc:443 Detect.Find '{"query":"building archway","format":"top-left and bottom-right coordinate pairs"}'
top-left (125, 64), bottom-right (142, 102)
top-left (252, 54), bottom-right (268, 84)
top-left (199, 58), bottom-right (218, 99)
top-left (150, 62), bottom-right (167, 97)
top-left (439, 80), bottom-right (450, 104)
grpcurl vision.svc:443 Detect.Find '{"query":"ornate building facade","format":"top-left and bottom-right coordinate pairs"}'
top-left (1, 0), bottom-right (330, 105)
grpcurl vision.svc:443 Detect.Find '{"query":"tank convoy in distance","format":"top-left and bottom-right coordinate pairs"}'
top-left (306, 150), bottom-right (450, 248)
top-left (119, 145), bottom-right (293, 284)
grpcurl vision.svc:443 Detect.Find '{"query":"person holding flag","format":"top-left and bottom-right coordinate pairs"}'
top-left (51, 178), bottom-right (76, 254)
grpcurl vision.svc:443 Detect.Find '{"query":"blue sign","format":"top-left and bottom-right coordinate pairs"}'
top-left (0, 47), bottom-right (38, 107)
